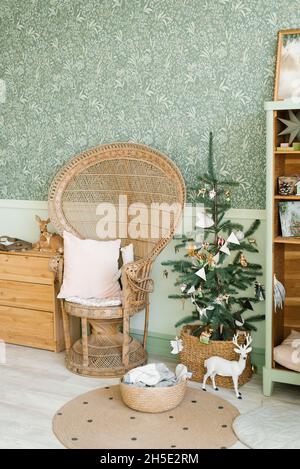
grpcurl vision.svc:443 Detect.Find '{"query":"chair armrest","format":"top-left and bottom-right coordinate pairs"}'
top-left (121, 259), bottom-right (154, 295)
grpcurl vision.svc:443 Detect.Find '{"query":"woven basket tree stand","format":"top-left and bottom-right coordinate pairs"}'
top-left (180, 326), bottom-right (252, 388)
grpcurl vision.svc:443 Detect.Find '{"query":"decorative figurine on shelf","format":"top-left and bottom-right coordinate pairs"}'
top-left (32, 215), bottom-right (63, 253)
top-left (202, 334), bottom-right (253, 399)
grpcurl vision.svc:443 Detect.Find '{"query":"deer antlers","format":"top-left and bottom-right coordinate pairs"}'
top-left (232, 333), bottom-right (253, 351)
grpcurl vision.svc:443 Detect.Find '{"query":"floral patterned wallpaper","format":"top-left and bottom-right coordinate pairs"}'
top-left (0, 0), bottom-right (299, 207)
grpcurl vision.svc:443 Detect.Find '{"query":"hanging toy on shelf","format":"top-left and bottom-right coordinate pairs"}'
top-left (274, 274), bottom-right (286, 311)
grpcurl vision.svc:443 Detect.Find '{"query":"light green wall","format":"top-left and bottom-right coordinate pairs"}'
top-left (1, 0), bottom-right (300, 207)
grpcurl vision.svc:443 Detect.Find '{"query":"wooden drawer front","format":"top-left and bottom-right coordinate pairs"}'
top-left (0, 280), bottom-right (54, 312)
top-left (0, 253), bottom-right (54, 284)
top-left (0, 305), bottom-right (54, 350)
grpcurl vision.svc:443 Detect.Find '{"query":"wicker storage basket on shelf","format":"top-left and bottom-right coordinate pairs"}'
top-left (120, 380), bottom-right (187, 413)
top-left (180, 325), bottom-right (252, 388)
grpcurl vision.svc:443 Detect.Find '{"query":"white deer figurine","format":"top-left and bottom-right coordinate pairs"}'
top-left (202, 334), bottom-right (252, 399)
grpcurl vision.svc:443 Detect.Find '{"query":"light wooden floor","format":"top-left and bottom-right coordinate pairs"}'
top-left (1, 344), bottom-right (299, 449)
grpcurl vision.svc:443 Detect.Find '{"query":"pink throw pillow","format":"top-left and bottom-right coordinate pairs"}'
top-left (58, 231), bottom-right (121, 299)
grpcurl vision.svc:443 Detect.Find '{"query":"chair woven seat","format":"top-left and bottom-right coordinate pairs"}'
top-left (48, 142), bottom-right (185, 377)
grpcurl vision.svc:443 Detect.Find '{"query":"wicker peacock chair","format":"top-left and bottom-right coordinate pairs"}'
top-left (48, 142), bottom-right (185, 377)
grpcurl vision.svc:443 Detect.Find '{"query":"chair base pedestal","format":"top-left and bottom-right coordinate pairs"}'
top-left (65, 329), bottom-right (147, 378)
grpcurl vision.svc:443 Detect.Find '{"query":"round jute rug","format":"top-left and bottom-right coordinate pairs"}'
top-left (53, 385), bottom-right (239, 449)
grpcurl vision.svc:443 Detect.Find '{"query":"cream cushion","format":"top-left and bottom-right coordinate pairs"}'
top-left (58, 231), bottom-right (121, 299)
top-left (273, 329), bottom-right (300, 373)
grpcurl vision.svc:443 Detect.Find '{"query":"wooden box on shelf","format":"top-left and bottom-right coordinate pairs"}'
top-left (0, 250), bottom-right (79, 352)
top-left (264, 101), bottom-right (300, 396)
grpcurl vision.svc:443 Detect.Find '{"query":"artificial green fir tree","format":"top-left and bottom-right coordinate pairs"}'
top-left (162, 133), bottom-right (265, 341)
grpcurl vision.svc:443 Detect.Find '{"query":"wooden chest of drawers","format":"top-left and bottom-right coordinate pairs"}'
top-left (0, 250), bottom-right (77, 352)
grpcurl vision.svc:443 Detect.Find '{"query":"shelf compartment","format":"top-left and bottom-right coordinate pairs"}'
top-left (274, 236), bottom-right (300, 244)
top-left (274, 195), bottom-right (300, 200)
top-left (275, 151), bottom-right (300, 155)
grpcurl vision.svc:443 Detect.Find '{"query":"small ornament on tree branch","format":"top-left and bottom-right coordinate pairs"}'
top-left (240, 253), bottom-right (248, 267)
top-left (163, 269), bottom-right (169, 279)
top-left (255, 281), bottom-right (265, 301)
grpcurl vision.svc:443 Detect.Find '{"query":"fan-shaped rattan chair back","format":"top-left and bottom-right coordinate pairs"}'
top-left (48, 143), bottom-right (185, 260)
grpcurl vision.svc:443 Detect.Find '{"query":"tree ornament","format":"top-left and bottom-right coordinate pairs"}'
top-left (195, 267), bottom-right (206, 281)
top-left (198, 188), bottom-right (206, 197)
top-left (240, 253), bottom-right (248, 267)
top-left (213, 252), bottom-right (220, 264)
top-left (236, 230), bottom-right (245, 241)
top-left (186, 242), bottom-right (196, 257)
top-left (209, 189), bottom-right (216, 199)
top-left (180, 283), bottom-right (187, 293)
top-left (233, 312), bottom-right (245, 327)
top-left (223, 293), bottom-right (230, 304)
top-left (217, 237), bottom-right (225, 247)
top-left (200, 328), bottom-right (213, 345)
top-left (227, 232), bottom-right (240, 245)
top-left (241, 299), bottom-right (253, 311)
top-left (255, 281), bottom-right (265, 301)
top-left (220, 242), bottom-right (230, 255)
top-left (187, 285), bottom-right (196, 294)
top-left (274, 275), bottom-right (285, 311)
top-left (163, 269), bottom-right (169, 279)
top-left (278, 110), bottom-right (300, 144)
top-left (197, 285), bottom-right (203, 297)
top-left (207, 252), bottom-right (216, 269)
top-left (224, 190), bottom-right (231, 202)
top-left (170, 337), bottom-right (183, 354)
top-left (195, 211), bottom-right (214, 228)
top-left (202, 241), bottom-right (210, 250)
top-left (248, 237), bottom-right (257, 246)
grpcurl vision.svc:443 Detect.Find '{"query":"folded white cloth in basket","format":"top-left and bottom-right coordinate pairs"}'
top-left (123, 363), bottom-right (191, 387)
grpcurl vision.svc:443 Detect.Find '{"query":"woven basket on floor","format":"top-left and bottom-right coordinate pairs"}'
top-left (120, 380), bottom-right (187, 413)
top-left (180, 326), bottom-right (252, 388)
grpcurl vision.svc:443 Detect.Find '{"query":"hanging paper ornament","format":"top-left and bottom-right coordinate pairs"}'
top-left (163, 269), bottom-right (169, 279)
top-left (255, 281), bottom-right (265, 301)
top-left (198, 188), bottom-right (206, 197)
top-left (240, 253), bottom-right (248, 267)
top-left (195, 267), bottom-right (206, 281)
top-left (234, 312), bottom-right (245, 328)
top-left (217, 237), bottom-right (225, 247)
top-left (220, 242), bottom-right (230, 255)
top-left (274, 275), bottom-right (285, 311)
top-left (196, 305), bottom-right (207, 318)
top-left (241, 299), bottom-right (253, 311)
top-left (227, 232), bottom-right (240, 245)
top-left (209, 189), bottom-right (216, 199)
top-left (195, 211), bottom-right (214, 228)
top-left (180, 283), bottom-right (187, 293)
top-left (170, 337), bottom-right (183, 354)
top-left (187, 285), bottom-right (196, 294)
top-left (236, 230), bottom-right (245, 241)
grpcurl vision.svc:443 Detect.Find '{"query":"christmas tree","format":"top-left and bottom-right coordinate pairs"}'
top-left (162, 133), bottom-right (265, 341)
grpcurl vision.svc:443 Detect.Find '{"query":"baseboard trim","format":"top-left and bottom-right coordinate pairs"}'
top-left (131, 328), bottom-right (265, 372)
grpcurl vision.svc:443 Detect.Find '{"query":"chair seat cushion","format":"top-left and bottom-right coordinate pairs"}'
top-left (65, 296), bottom-right (122, 308)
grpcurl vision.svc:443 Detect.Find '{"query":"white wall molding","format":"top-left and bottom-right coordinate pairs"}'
top-left (0, 199), bottom-right (266, 220)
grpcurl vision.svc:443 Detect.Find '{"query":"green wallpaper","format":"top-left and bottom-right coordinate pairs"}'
top-left (0, 0), bottom-right (299, 207)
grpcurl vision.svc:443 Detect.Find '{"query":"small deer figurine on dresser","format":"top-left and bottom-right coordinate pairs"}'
top-left (33, 215), bottom-right (63, 253)
top-left (202, 334), bottom-right (252, 399)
